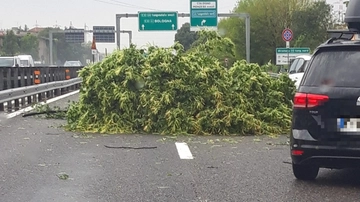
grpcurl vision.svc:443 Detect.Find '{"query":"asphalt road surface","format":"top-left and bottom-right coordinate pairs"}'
top-left (1, 94), bottom-right (360, 202)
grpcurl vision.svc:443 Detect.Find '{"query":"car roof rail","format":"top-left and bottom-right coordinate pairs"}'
top-left (325, 29), bottom-right (360, 44)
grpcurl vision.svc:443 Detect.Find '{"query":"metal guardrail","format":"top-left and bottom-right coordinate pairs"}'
top-left (0, 77), bottom-right (82, 112)
top-left (0, 66), bottom-right (83, 91)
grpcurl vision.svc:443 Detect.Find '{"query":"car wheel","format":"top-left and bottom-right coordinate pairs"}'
top-left (292, 163), bottom-right (319, 180)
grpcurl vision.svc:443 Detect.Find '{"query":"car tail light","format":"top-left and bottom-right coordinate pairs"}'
top-left (293, 93), bottom-right (329, 108)
top-left (291, 150), bottom-right (304, 156)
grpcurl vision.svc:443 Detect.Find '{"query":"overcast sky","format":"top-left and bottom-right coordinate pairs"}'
top-left (1, 0), bottom-right (238, 53)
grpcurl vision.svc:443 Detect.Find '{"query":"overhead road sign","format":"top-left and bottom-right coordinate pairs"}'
top-left (138, 12), bottom-right (178, 31)
top-left (64, 28), bottom-right (85, 43)
top-left (190, 0), bottom-right (218, 31)
top-left (93, 26), bottom-right (115, 43)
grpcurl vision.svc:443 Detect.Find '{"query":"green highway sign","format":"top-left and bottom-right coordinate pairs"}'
top-left (190, 0), bottom-right (218, 31)
top-left (276, 47), bottom-right (311, 65)
top-left (138, 12), bottom-right (178, 31)
top-left (276, 48), bottom-right (311, 53)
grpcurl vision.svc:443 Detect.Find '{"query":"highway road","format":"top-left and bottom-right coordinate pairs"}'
top-left (1, 94), bottom-right (360, 202)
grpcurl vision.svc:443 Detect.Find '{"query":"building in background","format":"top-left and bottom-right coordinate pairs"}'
top-left (327, 0), bottom-right (347, 23)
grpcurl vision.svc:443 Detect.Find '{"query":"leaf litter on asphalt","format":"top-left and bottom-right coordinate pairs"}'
top-left (57, 172), bottom-right (69, 180)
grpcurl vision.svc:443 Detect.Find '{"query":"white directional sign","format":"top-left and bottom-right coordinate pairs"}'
top-left (276, 48), bottom-right (311, 65)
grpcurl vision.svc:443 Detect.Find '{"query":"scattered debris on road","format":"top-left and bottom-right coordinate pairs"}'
top-left (57, 172), bottom-right (69, 180)
top-left (104, 145), bottom-right (157, 149)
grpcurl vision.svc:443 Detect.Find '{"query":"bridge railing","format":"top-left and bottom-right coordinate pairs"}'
top-left (0, 66), bottom-right (83, 91)
top-left (0, 66), bottom-right (84, 113)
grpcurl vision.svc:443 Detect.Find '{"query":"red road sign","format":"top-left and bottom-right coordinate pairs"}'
top-left (91, 36), bottom-right (97, 50)
top-left (282, 28), bottom-right (293, 42)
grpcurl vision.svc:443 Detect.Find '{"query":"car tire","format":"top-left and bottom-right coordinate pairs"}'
top-left (292, 163), bottom-right (319, 180)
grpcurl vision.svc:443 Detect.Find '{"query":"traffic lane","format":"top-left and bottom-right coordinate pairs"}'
top-left (87, 134), bottom-right (199, 202)
top-left (3, 97), bottom-right (360, 202)
top-left (0, 93), bottom-right (199, 202)
top-left (183, 136), bottom-right (360, 202)
top-left (0, 91), bottom-right (79, 165)
top-left (0, 115), bottom-right (199, 202)
top-left (0, 116), bottom-right (103, 202)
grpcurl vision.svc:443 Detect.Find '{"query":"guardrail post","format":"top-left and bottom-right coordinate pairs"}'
top-left (5, 68), bottom-right (11, 90)
top-left (26, 68), bottom-right (33, 105)
top-left (18, 67), bottom-right (26, 108)
top-left (6, 68), bottom-right (12, 112)
top-left (10, 68), bottom-right (15, 89)
top-left (6, 100), bottom-right (12, 112)
top-left (14, 67), bottom-right (19, 88)
top-left (45, 67), bottom-right (52, 99)
top-left (0, 69), bottom-right (3, 111)
top-left (0, 68), bottom-right (4, 91)
top-left (19, 67), bottom-right (26, 84)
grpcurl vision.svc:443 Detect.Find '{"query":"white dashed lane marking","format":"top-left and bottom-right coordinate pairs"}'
top-left (175, 142), bottom-right (194, 160)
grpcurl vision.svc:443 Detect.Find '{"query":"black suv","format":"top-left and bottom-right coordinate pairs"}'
top-left (290, 30), bottom-right (360, 180)
top-left (290, 0), bottom-right (360, 181)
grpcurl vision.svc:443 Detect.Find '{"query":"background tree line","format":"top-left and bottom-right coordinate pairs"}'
top-left (175, 0), bottom-right (346, 66)
top-left (1, 29), bottom-right (39, 59)
top-left (0, 26), bottom-right (92, 65)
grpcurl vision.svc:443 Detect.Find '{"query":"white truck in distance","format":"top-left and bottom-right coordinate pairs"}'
top-left (0, 56), bottom-right (21, 67)
top-left (18, 55), bottom-right (35, 67)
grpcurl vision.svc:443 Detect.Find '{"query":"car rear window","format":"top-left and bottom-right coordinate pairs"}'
top-left (303, 47), bottom-right (360, 87)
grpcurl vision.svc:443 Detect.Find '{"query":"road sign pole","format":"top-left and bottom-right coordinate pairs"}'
top-left (245, 16), bottom-right (250, 63)
top-left (286, 41), bottom-right (290, 65)
top-left (49, 31), bottom-right (53, 65)
top-left (48, 30), bottom-right (65, 65)
top-left (286, 41), bottom-right (290, 48)
top-left (287, 48), bottom-right (289, 66)
top-left (116, 17), bottom-right (121, 49)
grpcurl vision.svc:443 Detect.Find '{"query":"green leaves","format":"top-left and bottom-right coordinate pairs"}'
top-left (66, 31), bottom-right (295, 136)
top-left (218, 0), bottom-right (333, 65)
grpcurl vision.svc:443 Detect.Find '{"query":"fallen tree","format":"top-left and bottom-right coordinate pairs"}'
top-left (66, 31), bottom-right (295, 136)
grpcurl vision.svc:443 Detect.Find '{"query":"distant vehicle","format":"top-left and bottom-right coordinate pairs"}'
top-left (64, 61), bottom-right (82, 67)
top-left (0, 56), bottom-right (21, 67)
top-left (288, 55), bottom-right (311, 89)
top-left (18, 55), bottom-right (35, 67)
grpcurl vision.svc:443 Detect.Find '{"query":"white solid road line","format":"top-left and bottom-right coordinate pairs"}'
top-left (6, 90), bottom-right (80, 119)
top-left (175, 142), bottom-right (194, 160)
